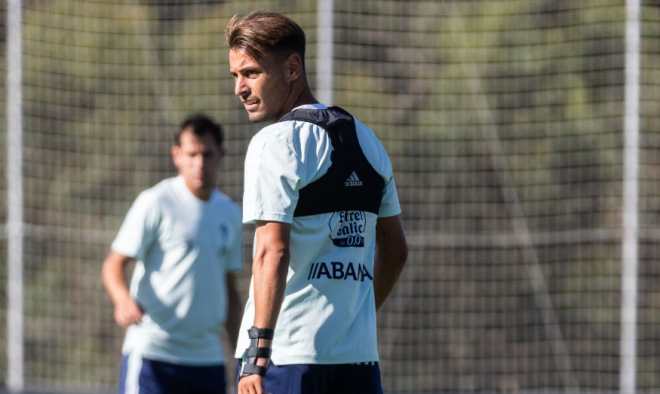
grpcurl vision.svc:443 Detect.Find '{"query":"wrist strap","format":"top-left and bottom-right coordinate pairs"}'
top-left (248, 326), bottom-right (274, 341)
top-left (240, 326), bottom-right (274, 378)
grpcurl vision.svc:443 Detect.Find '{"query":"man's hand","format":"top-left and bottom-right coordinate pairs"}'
top-left (113, 296), bottom-right (143, 328)
top-left (238, 374), bottom-right (270, 394)
top-left (101, 250), bottom-right (143, 328)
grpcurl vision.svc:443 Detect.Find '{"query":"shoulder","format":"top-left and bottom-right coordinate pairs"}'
top-left (254, 119), bottom-right (327, 144)
top-left (353, 117), bottom-right (393, 176)
top-left (354, 118), bottom-right (384, 148)
top-left (130, 178), bottom-right (187, 218)
top-left (247, 121), bottom-right (330, 162)
top-left (133, 178), bottom-right (172, 204)
top-left (136, 177), bottom-right (178, 204)
top-left (119, 179), bottom-right (177, 230)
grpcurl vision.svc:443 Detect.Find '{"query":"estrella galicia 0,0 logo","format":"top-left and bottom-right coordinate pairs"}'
top-left (328, 211), bottom-right (366, 247)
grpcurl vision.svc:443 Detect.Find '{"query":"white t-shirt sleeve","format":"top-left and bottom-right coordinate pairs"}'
top-left (379, 177), bottom-right (402, 218)
top-left (111, 191), bottom-right (159, 261)
top-left (243, 125), bottom-right (304, 224)
top-left (354, 118), bottom-right (402, 218)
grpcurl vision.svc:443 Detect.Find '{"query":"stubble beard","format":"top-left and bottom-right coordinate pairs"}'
top-left (248, 112), bottom-right (268, 123)
top-left (247, 108), bottom-right (279, 124)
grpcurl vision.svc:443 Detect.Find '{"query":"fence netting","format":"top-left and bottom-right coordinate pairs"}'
top-left (1, 0), bottom-right (660, 392)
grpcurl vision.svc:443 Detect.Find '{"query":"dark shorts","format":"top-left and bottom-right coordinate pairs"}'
top-left (119, 354), bottom-right (226, 394)
top-left (237, 360), bottom-right (383, 394)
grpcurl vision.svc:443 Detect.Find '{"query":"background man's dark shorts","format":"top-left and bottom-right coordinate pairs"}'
top-left (119, 355), bottom-right (226, 394)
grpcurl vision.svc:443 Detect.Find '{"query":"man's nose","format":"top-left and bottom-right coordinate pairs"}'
top-left (234, 76), bottom-right (247, 97)
top-left (193, 154), bottom-right (205, 167)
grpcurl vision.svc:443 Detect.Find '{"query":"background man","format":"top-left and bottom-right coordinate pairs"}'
top-left (226, 11), bottom-right (408, 394)
top-left (101, 114), bottom-right (243, 394)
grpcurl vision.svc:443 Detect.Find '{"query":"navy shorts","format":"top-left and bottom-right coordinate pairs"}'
top-left (237, 360), bottom-right (383, 394)
top-left (118, 354), bottom-right (226, 394)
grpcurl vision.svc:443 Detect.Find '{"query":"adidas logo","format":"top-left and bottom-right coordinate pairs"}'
top-left (345, 171), bottom-right (363, 187)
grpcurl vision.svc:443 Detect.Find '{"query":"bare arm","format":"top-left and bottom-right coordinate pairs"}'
top-left (224, 272), bottom-right (242, 351)
top-left (373, 215), bottom-right (408, 310)
top-left (251, 221), bottom-right (291, 329)
top-left (101, 250), bottom-right (144, 328)
top-left (238, 220), bottom-right (290, 394)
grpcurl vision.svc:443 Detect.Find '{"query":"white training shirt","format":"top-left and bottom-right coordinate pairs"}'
top-left (112, 175), bottom-right (243, 365)
top-left (236, 104), bottom-right (401, 365)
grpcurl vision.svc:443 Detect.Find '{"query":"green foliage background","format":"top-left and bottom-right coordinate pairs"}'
top-left (1, 0), bottom-right (660, 392)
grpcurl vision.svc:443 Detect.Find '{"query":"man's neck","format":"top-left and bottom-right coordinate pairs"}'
top-left (274, 86), bottom-right (318, 122)
top-left (183, 179), bottom-right (212, 201)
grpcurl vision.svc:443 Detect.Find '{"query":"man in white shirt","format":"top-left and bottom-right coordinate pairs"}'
top-left (226, 12), bottom-right (408, 394)
top-left (102, 114), bottom-right (243, 394)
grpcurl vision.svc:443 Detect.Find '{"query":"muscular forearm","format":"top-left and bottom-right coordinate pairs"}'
top-left (252, 256), bottom-right (288, 329)
top-left (373, 253), bottom-right (406, 310)
top-left (373, 215), bottom-right (408, 310)
top-left (237, 222), bottom-right (290, 393)
top-left (252, 221), bottom-right (291, 330)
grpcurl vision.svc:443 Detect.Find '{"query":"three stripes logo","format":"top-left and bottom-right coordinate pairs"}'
top-left (344, 171), bottom-right (363, 187)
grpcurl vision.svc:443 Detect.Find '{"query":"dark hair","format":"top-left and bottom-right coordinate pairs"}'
top-left (225, 11), bottom-right (306, 68)
top-left (175, 113), bottom-right (223, 147)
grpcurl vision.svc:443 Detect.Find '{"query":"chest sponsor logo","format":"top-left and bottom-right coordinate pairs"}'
top-left (307, 261), bottom-right (373, 282)
top-left (329, 211), bottom-right (366, 247)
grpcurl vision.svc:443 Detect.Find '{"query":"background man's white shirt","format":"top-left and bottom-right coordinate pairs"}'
top-left (113, 175), bottom-right (243, 365)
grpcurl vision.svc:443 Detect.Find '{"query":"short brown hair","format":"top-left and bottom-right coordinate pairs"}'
top-left (225, 11), bottom-right (306, 68)
top-left (175, 113), bottom-right (223, 147)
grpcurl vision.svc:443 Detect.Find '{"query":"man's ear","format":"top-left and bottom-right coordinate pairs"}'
top-left (285, 53), bottom-right (303, 81)
top-left (171, 145), bottom-right (181, 167)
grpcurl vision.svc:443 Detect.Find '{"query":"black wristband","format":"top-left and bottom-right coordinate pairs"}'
top-left (240, 326), bottom-right (274, 378)
top-left (248, 326), bottom-right (274, 340)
